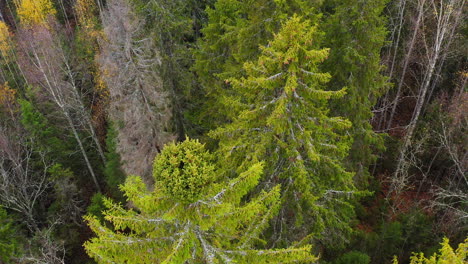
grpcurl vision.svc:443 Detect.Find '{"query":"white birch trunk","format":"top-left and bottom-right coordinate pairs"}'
top-left (391, 0), bottom-right (465, 197)
top-left (386, 0), bottom-right (426, 130)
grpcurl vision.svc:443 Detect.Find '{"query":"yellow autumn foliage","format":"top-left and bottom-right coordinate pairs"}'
top-left (16, 0), bottom-right (56, 26)
top-left (75, 0), bottom-right (98, 31)
top-left (75, 0), bottom-right (102, 56)
top-left (94, 67), bottom-right (110, 101)
top-left (0, 21), bottom-right (13, 62)
top-left (75, 0), bottom-right (107, 101)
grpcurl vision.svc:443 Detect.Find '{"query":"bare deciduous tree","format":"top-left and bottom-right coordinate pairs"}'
top-left (0, 126), bottom-right (49, 232)
top-left (430, 87), bottom-right (467, 234)
top-left (385, 0), bottom-right (426, 131)
top-left (16, 20), bottom-right (105, 190)
top-left (390, 0), bottom-right (465, 198)
top-left (0, 90), bottom-right (81, 264)
top-left (389, 79), bottom-right (467, 232)
top-left (21, 220), bottom-right (67, 264)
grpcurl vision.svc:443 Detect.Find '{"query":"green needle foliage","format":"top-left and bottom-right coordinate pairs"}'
top-left (103, 124), bottom-right (126, 200)
top-left (19, 99), bottom-right (71, 160)
top-left (210, 15), bottom-right (356, 246)
top-left (193, 0), bottom-right (321, 130)
top-left (0, 207), bottom-right (21, 263)
top-left (322, 0), bottom-right (388, 186)
top-left (84, 138), bottom-right (316, 263)
top-left (393, 237), bottom-right (467, 264)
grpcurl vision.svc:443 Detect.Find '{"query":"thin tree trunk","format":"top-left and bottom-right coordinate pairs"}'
top-left (31, 44), bottom-right (102, 191)
top-left (62, 55), bottom-right (107, 163)
top-left (393, 0), bottom-right (464, 183)
top-left (64, 111), bottom-right (101, 191)
top-left (424, 6), bottom-right (464, 109)
top-left (388, 0), bottom-right (407, 80)
top-left (387, 0), bottom-right (426, 130)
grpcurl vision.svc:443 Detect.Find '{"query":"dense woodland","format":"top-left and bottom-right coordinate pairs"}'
top-left (0, 0), bottom-right (466, 263)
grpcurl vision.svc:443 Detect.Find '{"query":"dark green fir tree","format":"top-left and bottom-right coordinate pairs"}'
top-left (192, 0), bottom-right (322, 131)
top-left (322, 0), bottom-right (389, 186)
top-left (210, 15), bottom-right (357, 247)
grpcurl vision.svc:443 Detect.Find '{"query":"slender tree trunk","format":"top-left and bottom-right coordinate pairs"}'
top-left (393, 0), bottom-right (465, 189)
top-left (57, 0), bottom-right (71, 30)
top-left (62, 55), bottom-right (107, 163)
top-left (387, 0), bottom-right (407, 80)
top-left (31, 44), bottom-right (102, 191)
top-left (424, 7), bottom-right (464, 109)
top-left (64, 111), bottom-right (101, 191)
top-left (387, 0), bottom-right (426, 130)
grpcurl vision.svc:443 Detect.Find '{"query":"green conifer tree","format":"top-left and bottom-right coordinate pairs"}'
top-left (192, 0), bottom-right (321, 131)
top-left (103, 124), bottom-right (126, 200)
top-left (210, 15), bottom-right (356, 246)
top-left (0, 207), bottom-right (21, 263)
top-left (392, 237), bottom-right (467, 264)
top-left (19, 99), bottom-right (71, 159)
top-left (84, 138), bottom-right (316, 263)
top-left (322, 0), bottom-right (388, 186)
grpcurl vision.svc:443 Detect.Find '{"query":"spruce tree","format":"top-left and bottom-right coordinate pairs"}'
top-left (392, 237), bottom-right (467, 264)
top-left (102, 124), bottom-right (126, 200)
top-left (193, 0), bottom-right (321, 130)
top-left (19, 99), bottom-right (71, 160)
top-left (210, 15), bottom-right (356, 246)
top-left (0, 207), bottom-right (21, 263)
top-left (322, 0), bottom-right (388, 186)
top-left (84, 138), bottom-right (316, 263)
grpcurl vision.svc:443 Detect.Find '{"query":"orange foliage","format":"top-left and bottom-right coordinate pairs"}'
top-left (94, 66), bottom-right (109, 102)
top-left (0, 83), bottom-right (17, 114)
top-left (0, 83), bottom-right (16, 103)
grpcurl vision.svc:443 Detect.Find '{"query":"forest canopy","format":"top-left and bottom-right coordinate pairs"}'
top-left (0, 0), bottom-right (466, 263)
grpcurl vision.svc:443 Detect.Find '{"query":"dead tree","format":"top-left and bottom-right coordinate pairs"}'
top-left (99, 0), bottom-right (174, 180)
